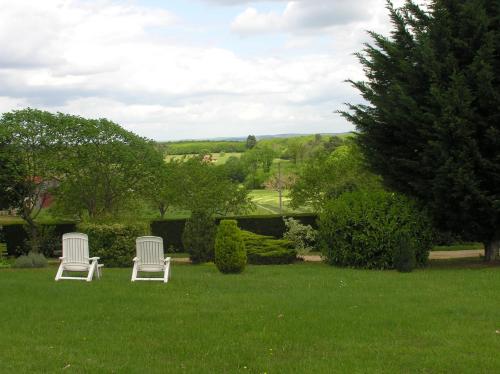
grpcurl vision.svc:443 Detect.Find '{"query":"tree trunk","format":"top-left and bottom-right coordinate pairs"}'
top-left (484, 230), bottom-right (500, 262)
top-left (25, 216), bottom-right (40, 253)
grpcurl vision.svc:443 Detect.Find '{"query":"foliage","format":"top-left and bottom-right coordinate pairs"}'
top-left (240, 230), bottom-right (297, 265)
top-left (0, 243), bottom-right (9, 268)
top-left (246, 135), bottom-right (257, 149)
top-left (176, 157), bottom-right (253, 216)
top-left (283, 217), bottom-right (317, 254)
top-left (221, 156), bottom-right (247, 183)
top-left (13, 251), bottom-right (48, 268)
top-left (341, 1), bottom-right (500, 261)
top-left (53, 117), bottom-right (164, 221)
top-left (290, 143), bottom-right (382, 211)
top-left (78, 222), bottom-right (148, 267)
top-left (318, 191), bottom-right (434, 270)
top-left (1, 223), bottom-right (76, 257)
top-left (151, 213), bottom-right (318, 251)
top-left (182, 211), bottom-right (217, 263)
top-left (0, 108), bottom-right (67, 252)
top-left (214, 220), bottom-right (246, 273)
top-left (143, 159), bottom-right (183, 218)
top-left (393, 233), bottom-right (416, 273)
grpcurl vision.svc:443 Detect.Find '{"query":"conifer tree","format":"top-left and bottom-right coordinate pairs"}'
top-left (342, 0), bottom-right (500, 261)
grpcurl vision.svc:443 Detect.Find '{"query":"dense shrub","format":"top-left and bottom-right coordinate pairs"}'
top-left (319, 191), bottom-right (434, 270)
top-left (13, 251), bottom-right (48, 268)
top-left (283, 217), bottom-right (317, 254)
top-left (78, 222), bottom-right (148, 267)
top-left (182, 211), bottom-right (216, 263)
top-left (2, 223), bottom-right (76, 257)
top-left (215, 220), bottom-right (246, 273)
top-left (240, 230), bottom-right (297, 265)
top-left (393, 233), bottom-right (416, 273)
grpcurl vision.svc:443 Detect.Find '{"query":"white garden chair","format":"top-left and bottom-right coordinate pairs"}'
top-left (55, 233), bottom-right (103, 282)
top-left (132, 236), bottom-right (171, 283)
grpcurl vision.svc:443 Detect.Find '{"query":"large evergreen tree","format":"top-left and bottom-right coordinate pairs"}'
top-left (342, 0), bottom-right (500, 261)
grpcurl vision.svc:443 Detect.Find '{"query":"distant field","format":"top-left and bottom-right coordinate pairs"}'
top-left (159, 140), bottom-right (245, 155)
top-left (249, 189), bottom-right (312, 215)
top-left (165, 152), bottom-right (242, 165)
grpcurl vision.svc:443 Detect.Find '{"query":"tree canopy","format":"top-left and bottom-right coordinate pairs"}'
top-left (342, 0), bottom-right (500, 260)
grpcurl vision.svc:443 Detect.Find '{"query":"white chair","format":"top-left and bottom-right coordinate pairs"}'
top-left (132, 236), bottom-right (171, 283)
top-left (55, 233), bottom-right (103, 282)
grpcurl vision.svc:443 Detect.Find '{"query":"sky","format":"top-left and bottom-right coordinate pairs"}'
top-left (0, 0), bottom-right (405, 140)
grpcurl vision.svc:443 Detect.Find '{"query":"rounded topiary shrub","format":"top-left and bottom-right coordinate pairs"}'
top-left (215, 220), bottom-right (246, 273)
top-left (77, 222), bottom-right (148, 267)
top-left (13, 251), bottom-right (48, 268)
top-left (182, 211), bottom-right (216, 264)
top-left (319, 191), bottom-right (433, 270)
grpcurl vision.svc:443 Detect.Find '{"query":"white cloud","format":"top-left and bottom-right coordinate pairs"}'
top-left (231, 0), bottom-right (373, 36)
top-left (0, 0), bottom-right (405, 140)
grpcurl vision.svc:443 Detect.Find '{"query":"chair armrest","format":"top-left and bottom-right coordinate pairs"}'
top-left (133, 257), bottom-right (139, 262)
top-left (59, 256), bottom-right (65, 261)
top-left (164, 257), bottom-right (171, 263)
top-left (89, 257), bottom-right (100, 261)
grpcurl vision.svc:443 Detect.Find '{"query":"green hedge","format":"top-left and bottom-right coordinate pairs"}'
top-left (215, 220), bottom-right (246, 273)
top-left (0, 223), bottom-right (76, 257)
top-left (319, 191), bottom-right (434, 270)
top-left (78, 222), bottom-right (149, 267)
top-left (151, 214), bottom-right (318, 252)
top-left (241, 230), bottom-right (297, 265)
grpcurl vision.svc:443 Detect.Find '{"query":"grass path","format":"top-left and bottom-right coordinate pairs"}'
top-left (1, 263), bottom-right (500, 373)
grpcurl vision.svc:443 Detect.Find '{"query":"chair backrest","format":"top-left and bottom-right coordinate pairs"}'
top-left (136, 236), bottom-right (164, 265)
top-left (62, 232), bottom-right (89, 264)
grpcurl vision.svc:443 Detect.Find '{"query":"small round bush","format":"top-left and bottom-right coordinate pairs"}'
top-left (13, 251), bottom-right (48, 268)
top-left (215, 220), bottom-right (246, 273)
top-left (319, 191), bottom-right (433, 270)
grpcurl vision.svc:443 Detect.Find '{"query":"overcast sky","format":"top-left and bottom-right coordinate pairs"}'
top-left (0, 0), bottom-right (404, 140)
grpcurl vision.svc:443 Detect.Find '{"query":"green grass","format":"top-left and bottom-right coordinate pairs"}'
top-left (249, 189), bottom-right (312, 215)
top-left (1, 263), bottom-right (499, 373)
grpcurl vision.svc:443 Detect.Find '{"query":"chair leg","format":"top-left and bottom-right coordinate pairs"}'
top-left (87, 261), bottom-right (97, 282)
top-left (131, 262), bottom-right (138, 282)
top-left (55, 264), bottom-right (64, 281)
top-left (163, 262), bottom-right (170, 283)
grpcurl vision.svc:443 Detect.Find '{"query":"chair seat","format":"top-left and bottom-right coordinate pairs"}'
top-left (63, 263), bottom-right (90, 272)
top-left (137, 264), bottom-right (165, 272)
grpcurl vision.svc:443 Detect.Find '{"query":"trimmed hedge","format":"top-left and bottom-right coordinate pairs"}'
top-left (0, 223), bottom-right (76, 257)
top-left (240, 230), bottom-right (297, 265)
top-left (78, 222), bottom-right (149, 267)
top-left (151, 214), bottom-right (318, 252)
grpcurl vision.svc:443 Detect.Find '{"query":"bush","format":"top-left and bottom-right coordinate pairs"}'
top-left (240, 230), bottom-right (297, 265)
top-left (283, 217), bottom-right (317, 254)
top-left (13, 251), bottom-right (48, 268)
top-left (2, 223), bottom-right (76, 257)
top-left (0, 243), bottom-right (10, 268)
top-left (150, 214), bottom-right (318, 251)
top-left (214, 220), bottom-right (246, 273)
top-left (393, 233), bottom-right (416, 273)
top-left (319, 191), bottom-right (434, 270)
top-left (182, 211), bottom-right (216, 263)
top-left (78, 222), bottom-right (148, 267)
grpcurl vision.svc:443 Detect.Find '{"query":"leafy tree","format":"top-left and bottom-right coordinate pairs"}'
top-left (53, 117), bottom-right (162, 221)
top-left (246, 135), bottom-right (257, 149)
top-left (290, 143), bottom-right (382, 211)
top-left (341, 0), bottom-right (500, 261)
top-left (222, 156), bottom-right (246, 183)
top-left (0, 108), bottom-right (66, 252)
top-left (144, 159), bottom-right (182, 219)
top-left (176, 157), bottom-right (252, 216)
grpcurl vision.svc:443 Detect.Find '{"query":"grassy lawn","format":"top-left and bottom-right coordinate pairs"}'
top-left (432, 242), bottom-right (483, 251)
top-left (1, 263), bottom-right (499, 373)
top-left (165, 152), bottom-right (242, 165)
